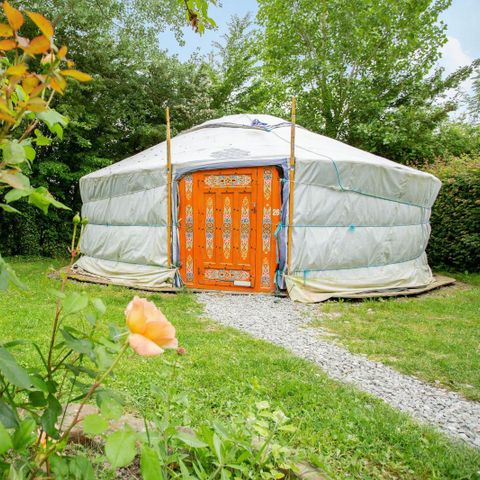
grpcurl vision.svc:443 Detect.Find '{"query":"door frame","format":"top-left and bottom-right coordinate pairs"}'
top-left (176, 165), bottom-right (284, 292)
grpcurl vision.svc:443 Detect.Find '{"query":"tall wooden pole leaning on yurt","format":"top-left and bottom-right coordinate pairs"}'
top-left (287, 96), bottom-right (296, 275)
top-left (166, 106), bottom-right (173, 269)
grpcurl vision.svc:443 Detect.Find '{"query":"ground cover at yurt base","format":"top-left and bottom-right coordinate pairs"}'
top-left (309, 274), bottom-right (480, 402)
top-left (2, 257), bottom-right (480, 479)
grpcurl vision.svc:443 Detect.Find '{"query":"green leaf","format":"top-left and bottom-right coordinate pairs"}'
top-left (175, 430), bottom-right (208, 449)
top-left (47, 288), bottom-right (66, 300)
top-left (51, 455), bottom-right (95, 480)
top-left (140, 445), bottom-right (163, 480)
top-left (91, 298), bottom-right (106, 316)
top-left (105, 430), bottom-right (136, 468)
top-left (0, 422), bottom-right (12, 455)
top-left (94, 346), bottom-right (113, 370)
top-left (4, 187), bottom-right (32, 204)
top-left (0, 399), bottom-right (18, 428)
top-left (0, 203), bottom-right (21, 213)
top-left (62, 291), bottom-right (89, 316)
top-left (34, 129), bottom-right (52, 146)
top-left (213, 433), bottom-right (223, 463)
top-left (28, 391), bottom-right (46, 407)
top-left (61, 329), bottom-right (93, 356)
top-left (12, 418), bottom-right (36, 451)
top-left (0, 347), bottom-right (32, 389)
top-left (23, 145), bottom-right (36, 162)
top-left (98, 394), bottom-right (123, 420)
top-left (52, 123), bottom-right (63, 140)
top-left (0, 171), bottom-right (30, 190)
top-left (68, 455), bottom-right (95, 480)
top-left (50, 455), bottom-right (70, 478)
top-left (1, 140), bottom-right (26, 165)
top-left (83, 414), bottom-right (109, 435)
top-left (41, 394), bottom-right (62, 437)
top-left (37, 109), bottom-right (68, 130)
top-left (27, 186), bottom-right (70, 214)
top-left (0, 257), bottom-right (26, 290)
top-left (30, 374), bottom-right (49, 393)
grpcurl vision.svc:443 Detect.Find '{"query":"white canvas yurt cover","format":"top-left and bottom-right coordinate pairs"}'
top-left (76, 114), bottom-right (441, 302)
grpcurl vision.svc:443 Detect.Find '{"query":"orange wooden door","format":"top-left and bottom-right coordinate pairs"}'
top-left (178, 166), bottom-right (281, 292)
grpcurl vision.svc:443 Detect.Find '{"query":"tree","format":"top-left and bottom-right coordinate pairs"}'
top-left (468, 68), bottom-right (480, 123)
top-left (257, 0), bottom-right (475, 164)
top-left (210, 14), bottom-right (272, 115)
top-left (0, 0), bottom-right (220, 256)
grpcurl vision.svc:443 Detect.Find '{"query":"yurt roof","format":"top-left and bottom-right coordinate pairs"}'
top-left (83, 114), bottom-right (427, 179)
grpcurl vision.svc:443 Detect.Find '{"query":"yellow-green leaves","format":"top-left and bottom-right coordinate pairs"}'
top-left (3, 1), bottom-right (23, 31)
top-left (26, 11), bottom-right (53, 39)
top-left (60, 69), bottom-right (93, 82)
top-left (6, 63), bottom-right (28, 76)
top-left (0, 38), bottom-right (15, 50)
top-left (0, 22), bottom-right (12, 36)
top-left (24, 34), bottom-right (49, 55)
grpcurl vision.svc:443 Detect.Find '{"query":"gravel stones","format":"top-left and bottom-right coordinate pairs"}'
top-left (197, 292), bottom-right (480, 449)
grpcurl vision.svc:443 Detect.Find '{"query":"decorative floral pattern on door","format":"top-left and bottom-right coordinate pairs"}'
top-left (185, 205), bottom-right (194, 251)
top-left (185, 174), bottom-right (193, 200)
top-left (205, 269), bottom-right (250, 282)
top-left (205, 196), bottom-right (215, 259)
top-left (240, 196), bottom-right (250, 260)
top-left (186, 255), bottom-right (194, 282)
top-left (262, 206), bottom-right (272, 254)
top-left (263, 169), bottom-right (272, 201)
top-left (205, 174), bottom-right (252, 188)
top-left (222, 197), bottom-right (232, 260)
top-left (261, 257), bottom-right (270, 288)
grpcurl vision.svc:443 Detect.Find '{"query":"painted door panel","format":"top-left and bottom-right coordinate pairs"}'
top-left (179, 167), bottom-right (280, 292)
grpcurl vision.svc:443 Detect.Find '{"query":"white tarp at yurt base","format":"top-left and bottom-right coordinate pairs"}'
top-left (75, 114), bottom-right (441, 302)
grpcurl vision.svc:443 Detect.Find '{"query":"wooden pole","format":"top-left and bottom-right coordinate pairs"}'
top-left (166, 106), bottom-right (172, 269)
top-left (287, 96), bottom-right (296, 275)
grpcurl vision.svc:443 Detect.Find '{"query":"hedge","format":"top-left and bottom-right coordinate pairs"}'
top-left (426, 155), bottom-right (480, 272)
top-left (0, 203), bottom-right (71, 258)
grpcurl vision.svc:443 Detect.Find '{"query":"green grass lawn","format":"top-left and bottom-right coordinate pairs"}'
top-left (310, 273), bottom-right (480, 402)
top-left (1, 258), bottom-right (480, 479)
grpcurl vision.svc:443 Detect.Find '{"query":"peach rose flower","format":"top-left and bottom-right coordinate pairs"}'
top-left (125, 296), bottom-right (178, 356)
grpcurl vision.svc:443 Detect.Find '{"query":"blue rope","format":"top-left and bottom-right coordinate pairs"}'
top-left (275, 222), bottom-right (429, 229)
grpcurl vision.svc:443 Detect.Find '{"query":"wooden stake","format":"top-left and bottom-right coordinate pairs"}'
top-left (287, 96), bottom-right (296, 275)
top-left (166, 106), bottom-right (172, 269)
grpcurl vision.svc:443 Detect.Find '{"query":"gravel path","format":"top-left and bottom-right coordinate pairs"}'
top-left (197, 292), bottom-right (480, 448)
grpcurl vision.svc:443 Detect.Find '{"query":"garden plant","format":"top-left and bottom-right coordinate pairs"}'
top-left (0, 3), bottom-right (301, 478)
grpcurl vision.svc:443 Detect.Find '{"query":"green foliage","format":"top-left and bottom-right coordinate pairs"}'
top-left (0, 1), bottom-right (228, 256)
top-left (257, 0), bottom-right (476, 165)
top-left (468, 67), bottom-right (480, 122)
top-left (435, 122), bottom-right (480, 158)
top-left (426, 156), bottom-right (480, 272)
top-left (211, 14), bottom-right (272, 115)
top-left (85, 371), bottom-right (301, 478)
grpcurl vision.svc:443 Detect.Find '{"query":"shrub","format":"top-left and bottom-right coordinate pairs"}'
top-left (0, 203), bottom-right (71, 257)
top-left (426, 155), bottom-right (480, 272)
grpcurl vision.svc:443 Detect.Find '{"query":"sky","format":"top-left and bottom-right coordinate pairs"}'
top-left (158, 0), bottom-right (479, 87)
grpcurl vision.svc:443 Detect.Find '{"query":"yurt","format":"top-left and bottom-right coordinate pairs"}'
top-left (75, 114), bottom-right (441, 302)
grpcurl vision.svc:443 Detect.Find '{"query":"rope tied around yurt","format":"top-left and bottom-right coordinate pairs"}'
top-left (272, 221), bottom-right (430, 230)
